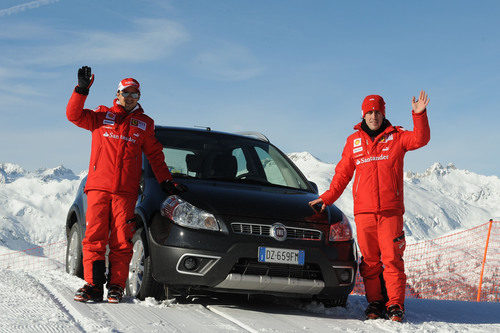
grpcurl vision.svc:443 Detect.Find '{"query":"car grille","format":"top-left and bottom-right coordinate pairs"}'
top-left (231, 223), bottom-right (322, 240)
top-left (230, 258), bottom-right (323, 280)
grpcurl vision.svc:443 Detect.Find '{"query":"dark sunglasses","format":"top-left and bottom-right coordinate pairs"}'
top-left (120, 91), bottom-right (140, 99)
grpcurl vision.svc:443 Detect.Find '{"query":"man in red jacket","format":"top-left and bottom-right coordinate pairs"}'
top-left (309, 91), bottom-right (430, 322)
top-left (67, 66), bottom-right (185, 303)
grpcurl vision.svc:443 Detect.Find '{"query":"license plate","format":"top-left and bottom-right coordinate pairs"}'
top-left (258, 247), bottom-right (305, 266)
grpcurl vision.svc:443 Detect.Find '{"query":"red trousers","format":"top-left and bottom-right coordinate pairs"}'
top-left (82, 190), bottom-right (137, 288)
top-left (355, 211), bottom-right (406, 307)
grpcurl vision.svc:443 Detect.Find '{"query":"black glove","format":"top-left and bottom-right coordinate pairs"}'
top-left (161, 180), bottom-right (188, 195)
top-left (75, 66), bottom-right (94, 95)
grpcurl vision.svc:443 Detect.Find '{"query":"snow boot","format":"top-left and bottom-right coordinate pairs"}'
top-left (74, 283), bottom-right (103, 302)
top-left (387, 304), bottom-right (405, 322)
top-left (365, 300), bottom-right (386, 319)
top-left (107, 285), bottom-right (124, 303)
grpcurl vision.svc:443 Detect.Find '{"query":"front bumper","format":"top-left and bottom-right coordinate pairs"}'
top-left (148, 214), bottom-right (357, 298)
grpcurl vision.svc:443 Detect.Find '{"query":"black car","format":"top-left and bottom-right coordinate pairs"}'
top-left (65, 127), bottom-right (357, 306)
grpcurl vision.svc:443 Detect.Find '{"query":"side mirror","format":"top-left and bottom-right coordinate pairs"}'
top-left (309, 181), bottom-right (318, 194)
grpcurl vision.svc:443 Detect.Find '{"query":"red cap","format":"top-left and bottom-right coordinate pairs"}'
top-left (118, 78), bottom-right (140, 92)
top-left (361, 95), bottom-right (385, 117)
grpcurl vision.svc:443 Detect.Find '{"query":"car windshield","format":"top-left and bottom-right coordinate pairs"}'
top-left (155, 129), bottom-right (311, 191)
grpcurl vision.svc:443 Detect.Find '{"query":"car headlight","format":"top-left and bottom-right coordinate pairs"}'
top-left (160, 195), bottom-right (220, 231)
top-left (329, 213), bottom-right (353, 242)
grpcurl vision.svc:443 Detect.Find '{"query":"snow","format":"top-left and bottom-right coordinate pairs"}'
top-left (0, 163), bottom-right (84, 253)
top-left (0, 268), bottom-right (498, 332)
top-left (0, 155), bottom-right (499, 332)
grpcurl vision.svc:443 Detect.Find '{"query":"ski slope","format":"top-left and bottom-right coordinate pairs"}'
top-left (1, 268), bottom-right (499, 333)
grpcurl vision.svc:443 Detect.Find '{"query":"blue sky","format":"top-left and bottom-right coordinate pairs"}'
top-left (0, 0), bottom-right (499, 176)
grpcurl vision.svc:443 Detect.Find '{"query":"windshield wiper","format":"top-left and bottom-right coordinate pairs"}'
top-left (172, 174), bottom-right (198, 179)
top-left (202, 176), bottom-right (303, 191)
top-left (233, 178), bottom-right (271, 186)
top-left (203, 176), bottom-right (237, 182)
top-left (202, 176), bottom-right (269, 185)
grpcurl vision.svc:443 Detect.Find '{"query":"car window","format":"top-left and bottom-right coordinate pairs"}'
top-left (232, 148), bottom-right (248, 177)
top-left (156, 130), bottom-right (310, 191)
top-left (255, 146), bottom-right (287, 186)
top-left (163, 147), bottom-right (197, 176)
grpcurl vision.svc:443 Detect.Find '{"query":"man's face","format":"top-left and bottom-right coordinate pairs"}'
top-left (364, 110), bottom-right (384, 131)
top-left (117, 87), bottom-right (140, 112)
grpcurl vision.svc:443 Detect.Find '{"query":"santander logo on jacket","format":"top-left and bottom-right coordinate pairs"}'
top-left (320, 111), bottom-right (430, 215)
top-left (66, 91), bottom-right (172, 196)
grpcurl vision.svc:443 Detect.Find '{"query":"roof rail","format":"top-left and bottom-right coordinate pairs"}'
top-left (194, 126), bottom-right (211, 131)
top-left (236, 131), bottom-right (270, 143)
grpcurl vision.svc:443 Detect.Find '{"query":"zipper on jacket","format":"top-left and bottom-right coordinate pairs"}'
top-left (354, 175), bottom-right (361, 198)
top-left (392, 173), bottom-right (399, 196)
top-left (93, 146), bottom-right (102, 172)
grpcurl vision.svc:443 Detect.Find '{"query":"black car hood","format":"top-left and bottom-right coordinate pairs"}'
top-left (178, 179), bottom-right (343, 223)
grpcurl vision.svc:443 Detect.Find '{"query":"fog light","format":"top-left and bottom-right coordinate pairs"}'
top-left (183, 257), bottom-right (198, 271)
top-left (339, 269), bottom-right (351, 283)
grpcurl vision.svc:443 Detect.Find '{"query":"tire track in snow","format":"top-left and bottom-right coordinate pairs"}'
top-left (206, 305), bottom-right (258, 333)
top-left (33, 270), bottom-right (245, 332)
top-left (36, 272), bottom-right (118, 332)
top-left (0, 269), bottom-right (84, 333)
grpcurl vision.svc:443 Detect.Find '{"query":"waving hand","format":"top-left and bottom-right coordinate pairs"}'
top-left (412, 90), bottom-right (430, 113)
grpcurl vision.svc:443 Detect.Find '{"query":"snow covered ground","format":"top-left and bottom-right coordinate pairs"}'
top-left (0, 268), bottom-right (498, 332)
top-left (1, 154), bottom-right (499, 332)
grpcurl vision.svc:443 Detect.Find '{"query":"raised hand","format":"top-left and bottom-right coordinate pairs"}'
top-left (77, 66), bottom-right (94, 89)
top-left (412, 90), bottom-right (429, 114)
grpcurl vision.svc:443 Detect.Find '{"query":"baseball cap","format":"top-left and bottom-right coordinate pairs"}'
top-left (117, 78), bottom-right (140, 92)
top-left (361, 95), bottom-right (385, 117)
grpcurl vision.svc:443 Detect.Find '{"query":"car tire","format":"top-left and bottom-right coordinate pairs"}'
top-left (126, 228), bottom-right (165, 301)
top-left (66, 223), bottom-right (84, 278)
top-left (321, 295), bottom-right (348, 308)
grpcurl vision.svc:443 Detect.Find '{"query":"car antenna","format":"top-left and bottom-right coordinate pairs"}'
top-left (194, 126), bottom-right (211, 131)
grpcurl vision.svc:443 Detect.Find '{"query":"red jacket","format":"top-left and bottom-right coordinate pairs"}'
top-left (67, 90), bottom-right (172, 196)
top-left (320, 111), bottom-right (430, 215)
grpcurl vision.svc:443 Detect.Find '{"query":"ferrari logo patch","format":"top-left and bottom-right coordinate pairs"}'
top-left (379, 134), bottom-right (393, 143)
top-left (131, 118), bottom-right (146, 130)
top-left (105, 112), bottom-right (116, 120)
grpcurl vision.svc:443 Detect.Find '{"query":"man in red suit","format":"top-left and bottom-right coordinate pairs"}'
top-left (309, 91), bottom-right (430, 321)
top-left (67, 66), bottom-right (185, 303)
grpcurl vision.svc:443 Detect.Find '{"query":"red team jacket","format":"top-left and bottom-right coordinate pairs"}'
top-left (320, 111), bottom-right (430, 215)
top-left (66, 91), bottom-right (172, 196)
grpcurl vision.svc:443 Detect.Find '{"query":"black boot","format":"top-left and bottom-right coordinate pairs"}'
top-left (74, 283), bottom-right (104, 302)
top-left (365, 300), bottom-right (386, 319)
top-left (387, 304), bottom-right (405, 322)
top-left (107, 285), bottom-right (124, 303)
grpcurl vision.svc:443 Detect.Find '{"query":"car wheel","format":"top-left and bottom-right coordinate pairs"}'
top-left (126, 228), bottom-right (164, 300)
top-left (66, 223), bottom-right (84, 278)
top-left (321, 295), bottom-right (348, 308)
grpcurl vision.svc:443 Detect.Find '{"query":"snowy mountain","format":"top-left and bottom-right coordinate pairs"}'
top-left (289, 152), bottom-right (500, 243)
top-left (0, 163), bottom-right (84, 253)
